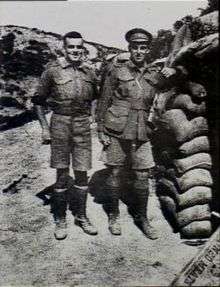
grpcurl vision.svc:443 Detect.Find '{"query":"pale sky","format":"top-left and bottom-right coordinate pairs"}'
top-left (0, 0), bottom-right (208, 49)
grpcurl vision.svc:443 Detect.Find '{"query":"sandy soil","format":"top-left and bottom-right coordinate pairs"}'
top-left (0, 118), bottom-right (201, 286)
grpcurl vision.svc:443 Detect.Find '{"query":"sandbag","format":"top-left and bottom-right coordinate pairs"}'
top-left (180, 114), bottom-right (208, 143)
top-left (179, 136), bottom-right (210, 156)
top-left (185, 82), bottom-right (207, 99)
top-left (169, 94), bottom-right (206, 115)
top-left (173, 33), bottom-right (218, 63)
top-left (161, 109), bottom-right (208, 143)
top-left (178, 186), bottom-right (212, 208)
top-left (180, 220), bottom-right (212, 239)
top-left (174, 153), bottom-right (212, 174)
top-left (177, 204), bottom-right (211, 227)
top-left (177, 168), bottom-right (213, 192)
top-left (151, 90), bottom-right (176, 119)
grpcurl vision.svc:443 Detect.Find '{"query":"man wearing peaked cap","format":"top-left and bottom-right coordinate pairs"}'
top-left (97, 28), bottom-right (188, 239)
top-left (125, 28), bottom-right (153, 44)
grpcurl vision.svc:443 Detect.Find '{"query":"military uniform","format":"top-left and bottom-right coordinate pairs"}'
top-left (97, 28), bottom-right (188, 238)
top-left (96, 28), bottom-right (161, 238)
top-left (33, 46), bottom-right (98, 239)
top-left (33, 57), bottom-right (98, 171)
top-left (98, 59), bottom-right (159, 169)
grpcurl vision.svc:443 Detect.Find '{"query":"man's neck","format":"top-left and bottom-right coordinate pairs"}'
top-left (66, 57), bottom-right (82, 68)
top-left (130, 60), bottom-right (147, 71)
top-left (72, 61), bottom-right (82, 69)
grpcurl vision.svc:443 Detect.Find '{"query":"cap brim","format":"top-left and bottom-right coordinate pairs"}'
top-left (129, 39), bottom-right (149, 43)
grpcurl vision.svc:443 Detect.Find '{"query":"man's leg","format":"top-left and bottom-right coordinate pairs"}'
top-left (131, 141), bottom-right (158, 239)
top-left (72, 170), bottom-right (97, 235)
top-left (105, 166), bottom-right (122, 235)
top-left (50, 114), bottom-right (72, 240)
top-left (100, 137), bottom-right (128, 235)
top-left (51, 168), bottom-right (69, 240)
top-left (133, 169), bottom-right (158, 240)
top-left (69, 117), bottom-right (97, 235)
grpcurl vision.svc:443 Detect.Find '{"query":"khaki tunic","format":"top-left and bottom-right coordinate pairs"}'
top-left (33, 57), bottom-right (98, 116)
top-left (33, 57), bottom-right (98, 171)
top-left (97, 60), bottom-right (160, 142)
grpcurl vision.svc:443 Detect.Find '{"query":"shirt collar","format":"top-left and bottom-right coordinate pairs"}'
top-left (127, 59), bottom-right (155, 74)
top-left (58, 57), bottom-right (87, 72)
top-left (58, 57), bottom-right (72, 68)
top-left (127, 59), bottom-right (149, 71)
top-left (127, 59), bottom-right (137, 70)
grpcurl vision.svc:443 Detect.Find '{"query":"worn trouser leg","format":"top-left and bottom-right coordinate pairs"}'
top-left (71, 170), bottom-right (97, 235)
top-left (133, 170), bottom-right (158, 240)
top-left (105, 166), bottom-right (122, 235)
top-left (51, 168), bottom-right (69, 240)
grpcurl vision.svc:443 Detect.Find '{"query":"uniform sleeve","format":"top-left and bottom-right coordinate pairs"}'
top-left (96, 67), bottom-right (117, 132)
top-left (32, 69), bottom-right (52, 106)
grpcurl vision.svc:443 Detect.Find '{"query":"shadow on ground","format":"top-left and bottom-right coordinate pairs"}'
top-left (35, 168), bottom-right (144, 232)
top-left (89, 168), bottom-right (147, 233)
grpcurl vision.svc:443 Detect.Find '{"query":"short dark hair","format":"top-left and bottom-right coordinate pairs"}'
top-left (63, 31), bottom-right (83, 45)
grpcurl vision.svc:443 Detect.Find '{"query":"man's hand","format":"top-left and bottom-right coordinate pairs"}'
top-left (98, 132), bottom-right (111, 147)
top-left (41, 128), bottom-right (51, 145)
top-left (161, 67), bottom-right (177, 78)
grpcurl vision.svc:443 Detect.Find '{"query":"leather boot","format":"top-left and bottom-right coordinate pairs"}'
top-left (105, 186), bottom-right (121, 236)
top-left (134, 188), bottom-right (158, 240)
top-left (51, 189), bottom-right (67, 240)
top-left (73, 185), bottom-right (98, 235)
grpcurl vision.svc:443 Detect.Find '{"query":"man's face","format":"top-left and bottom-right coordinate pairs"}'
top-left (64, 37), bottom-right (83, 63)
top-left (129, 42), bottom-right (149, 66)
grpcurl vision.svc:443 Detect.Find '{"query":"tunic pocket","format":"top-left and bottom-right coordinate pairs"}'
top-left (53, 76), bottom-right (73, 100)
top-left (117, 74), bottom-right (135, 97)
top-left (104, 105), bottom-right (130, 133)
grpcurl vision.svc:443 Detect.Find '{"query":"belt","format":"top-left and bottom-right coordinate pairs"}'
top-left (112, 99), bottom-right (147, 111)
top-left (51, 106), bottom-right (90, 117)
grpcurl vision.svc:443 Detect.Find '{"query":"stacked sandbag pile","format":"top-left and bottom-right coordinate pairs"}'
top-left (151, 16), bottom-right (218, 239)
top-left (154, 86), bottom-right (213, 239)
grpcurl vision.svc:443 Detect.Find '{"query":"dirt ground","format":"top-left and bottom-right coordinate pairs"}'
top-left (0, 118), bottom-right (202, 287)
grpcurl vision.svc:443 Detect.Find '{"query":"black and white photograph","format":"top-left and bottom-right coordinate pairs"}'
top-left (0, 0), bottom-right (219, 286)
